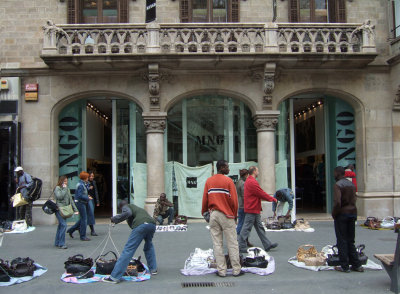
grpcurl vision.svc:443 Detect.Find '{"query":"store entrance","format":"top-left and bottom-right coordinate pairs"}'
top-left (276, 95), bottom-right (356, 214)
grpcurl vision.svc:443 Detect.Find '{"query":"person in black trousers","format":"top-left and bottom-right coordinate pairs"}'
top-left (332, 166), bottom-right (363, 273)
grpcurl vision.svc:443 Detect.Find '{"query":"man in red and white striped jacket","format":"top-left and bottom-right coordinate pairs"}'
top-left (202, 160), bottom-right (243, 277)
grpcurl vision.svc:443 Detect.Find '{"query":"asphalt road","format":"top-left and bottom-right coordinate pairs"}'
top-left (0, 221), bottom-right (396, 294)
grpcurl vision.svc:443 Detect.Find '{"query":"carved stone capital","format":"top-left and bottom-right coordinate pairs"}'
top-left (253, 111), bottom-right (280, 132)
top-left (263, 95), bottom-right (272, 104)
top-left (143, 113), bottom-right (167, 134)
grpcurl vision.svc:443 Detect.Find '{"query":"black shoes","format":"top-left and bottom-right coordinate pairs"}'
top-left (81, 237), bottom-right (91, 241)
top-left (246, 239), bottom-right (254, 247)
top-left (350, 266), bottom-right (364, 272)
top-left (334, 266), bottom-right (351, 273)
top-left (68, 231), bottom-right (74, 239)
top-left (91, 231), bottom-right (98, 236)
top-left (265, 243), bottom-right (278, 251)
top-left (233, 271), bottom-right (245, 277)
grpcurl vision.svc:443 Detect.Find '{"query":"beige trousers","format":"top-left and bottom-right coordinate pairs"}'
top-left (209, 210), bottom-right (241, 276)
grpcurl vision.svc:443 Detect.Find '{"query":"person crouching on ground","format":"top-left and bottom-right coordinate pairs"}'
top-left (102, 200), bottom-right (158, 283)
top-left (332, 166), bottom-right (363, 273)
top-left (153, 193), bottom-right (174, 225)
top-left (202, 160), bottom-right (244, 277)
top-left (238, 166), bottom-right (278, 253)
top-left (272, 188), bottom-right (294, 219)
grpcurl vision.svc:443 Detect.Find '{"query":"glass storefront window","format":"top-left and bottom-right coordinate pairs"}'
top-left (167, 94), bottom-right (256, 166)
top-left (82, 0), bottom-right (118, 23)
top-left (212, 0), bottom-right (228, 22)
top-left (193, 0), bottom-right (208, 22)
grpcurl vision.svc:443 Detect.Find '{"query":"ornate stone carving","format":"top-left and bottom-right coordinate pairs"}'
top-left (264, 74), bottom-right (275, 95)
top-left (143, 118), bottom-right (166, 133)
top-left (253, 116), bottom-right (278, 132)
top-left (263, 95), bottom-right (272, 104)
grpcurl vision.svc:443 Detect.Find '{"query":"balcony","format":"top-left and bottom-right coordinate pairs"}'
top-left (41, 20), bottom-right (377, 70)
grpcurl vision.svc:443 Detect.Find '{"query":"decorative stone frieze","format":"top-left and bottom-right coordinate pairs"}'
top-left (263, 62), bottom-right (276, 108)
top-left (143, 113), bottom-right (167, 133)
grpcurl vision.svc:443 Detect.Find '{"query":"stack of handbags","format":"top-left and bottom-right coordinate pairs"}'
top-left (95, 251), bottom-right (118, 275)
top-left (64, 254), bottom-right (94, 277)
top-left (174, 215), bottom-right (188, 225)
top-left (380, 217), bottom-right (395, 229)
top-left (297, 245), bottom-right (326, 266)
top-left (124, 256), bottom-right (145, 276)
top-left (294, 218), bottom-right (311, 230)
top-left (243, 247), bottom-right (269, 268)
top-left (326, 244), bottom-right (368, 266)
top-left (265, 217), bottom-right (281, 230)
top-left (364, 217), bottom-right (381, 229)
top-left (0, 257), bottom-right (36, 282)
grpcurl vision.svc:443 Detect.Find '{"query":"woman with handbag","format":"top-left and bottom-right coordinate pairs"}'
top-left (86, 172), bottom-right (100, 236)
top-left (67, 172), bottom-right (91, 241)
top-left (54, 176), bottom-right (78, 249)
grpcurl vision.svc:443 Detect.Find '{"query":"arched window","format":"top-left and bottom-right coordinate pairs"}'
top-left (289, 0), bottom-right (346, 23)
top-left (67, 0), bottom-right (128, 24)
top-left (180, 0), bottom-right (239, 23)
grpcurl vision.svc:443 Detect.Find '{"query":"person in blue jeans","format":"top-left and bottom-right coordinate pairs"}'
top-left (54, 175), bottom-right (79, 249)
top-left (102, 201), bottom-right (158, 284)
top-left (67, 171), bottom-right (91, 241)
top-left (236, 169), bottom-right (253, 247)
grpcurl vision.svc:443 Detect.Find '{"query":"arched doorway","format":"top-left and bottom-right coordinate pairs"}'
top-left (276, 94), bottom-right (356, 214)
top-left (58, 97), bottom-right (146, 217)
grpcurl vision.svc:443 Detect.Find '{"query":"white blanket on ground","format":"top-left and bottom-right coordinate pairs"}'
top-left (180, 248), bottom-right (275, 276)
top-left (0, 263), bottom-right (47, 287)
top-left (264, 227), bottom-right (315, 233)
top-left (288, 245), bottom-right (383, 272)
top-left (4, 227), bottom-right (35, 234)
top-left (156, 225), bottom-right (188, 232)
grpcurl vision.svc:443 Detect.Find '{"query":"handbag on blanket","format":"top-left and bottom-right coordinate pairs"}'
top-left (296, 244), bottom-right (318, 262)
top-left (0, 259), bottom-right (11, 282)
top-left (265, 217), bottom-right (281, 230)
top-left (11, 193), bottom-right (29, 207)
top-left (327, 246), bottom-right (341, 266)
top-left (9, 257), bottom-right (36, 277)
top-left (364, 217), bottom-right (381, 229)
top-left (95, 251), bottom-right (118, 275)
top-left (281, 219), bottom-right (294, 230)
top-left (294, 218), bottom-right (310, 230)
top-left (58, 204), bottom-right (74, 219)
top-left (381, 217), bottom-right (395, 229)
top-left (12, 220), bottom-right (27, 232)
top-left (357, 244), bottom-right (368, 265)
top-left (174, 215), bottom-right (188, 225)
top-left (303, 252), bottom-right (326, 266)
top-left (124, 256), bottom-right (145, 276)
top-left (64, 254), bottom-right (93, 276)
top-left (243, 248), bottom-right (268, 268)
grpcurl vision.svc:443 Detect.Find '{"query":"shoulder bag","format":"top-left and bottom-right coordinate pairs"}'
top-left (357, 244), bottom-right (368, 265)
top-left (95, 251), bottom-right (118, 275)
top-left (124, 256), bottom-right (145, 276)
top-left (42, 189), bottom-right (58, 215)
top-left (58, 204), bottom-right (74, 219)
top-left (26, 177), bottom-right (42, 201)
top-left (64, 254), bottom-right (93, 276)
top-left (326, 245), bottom-right (341, 266)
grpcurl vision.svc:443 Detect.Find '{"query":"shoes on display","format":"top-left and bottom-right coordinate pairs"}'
top-left (233, 271), bottom-right (245, 277)
top-left (334, 266), bottom-right (351, 273)
top-left (265, 243), bottom-right (278, 252)
top-left (102, 277), bottom-right (120, 284)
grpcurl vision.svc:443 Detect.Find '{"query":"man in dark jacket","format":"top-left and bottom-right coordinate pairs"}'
top-left (332, 166), bottom-right (363, 273)
top-left (102, 201), bottom-right (157, 283)
top-left (238, 166), bottom-right (278, 253)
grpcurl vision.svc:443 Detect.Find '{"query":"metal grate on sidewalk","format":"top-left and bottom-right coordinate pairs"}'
top-left (181, 282), bottom-right (235, 288)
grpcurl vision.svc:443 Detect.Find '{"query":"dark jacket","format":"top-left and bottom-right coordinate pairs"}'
top-left (74, 180), bottom-right (90, 203)
top-left (332, 178), bottom-right (357, 219)
top-left (88, 180), bottom-right (100, 205)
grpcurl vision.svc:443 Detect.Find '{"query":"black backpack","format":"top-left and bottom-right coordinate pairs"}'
top-left (27, 177), bottom-right (42, 201)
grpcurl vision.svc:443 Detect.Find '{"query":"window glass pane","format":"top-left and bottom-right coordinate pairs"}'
top-left (245, 107), bottom-right (257, 161)
top-left (167, 102), bottom-right (183, 162)
top-left (212, 0), bottom-right (227, 22)
top-left (103, 0), bottom-right (118, 23)
top-left (314, 0), bottom-right (327, 22)
top-left (116, 100), bottom-right (130, 202)
top-left (83, 0), bottom-right (99, 23)
top-left (299, 0), bottom-right (311, 22)
top-left (193, 0), bottom-right (208, 23)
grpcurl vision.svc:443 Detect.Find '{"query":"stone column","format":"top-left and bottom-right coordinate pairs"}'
top-left (253, 111), bottom-right (280, 194)
top-left (143, 112), bottom-right (167, 214)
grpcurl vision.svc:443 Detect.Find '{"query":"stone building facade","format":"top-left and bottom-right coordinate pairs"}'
top-left (0, 0), bottom-right (399, 224)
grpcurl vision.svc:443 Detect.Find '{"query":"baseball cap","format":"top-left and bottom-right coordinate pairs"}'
top-left (14, 166), bottom-right (23, 172)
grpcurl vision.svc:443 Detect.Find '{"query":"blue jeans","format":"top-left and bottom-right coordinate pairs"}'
top-left (110, 223), bottom-right (157, 280)
top-left (236, 208), bottom-right (245, 234)
top-left (87, 199), bottom-right (95, 225)
top-left (156, 207), bottom-right (175, 225)
top-left (68, 201), bottom-right (88, 240)
top-left (55, 211), bottom-right (67, 246)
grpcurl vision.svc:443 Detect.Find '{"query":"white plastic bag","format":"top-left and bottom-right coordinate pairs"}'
top-left (12, 220), bottom-right (27, 232)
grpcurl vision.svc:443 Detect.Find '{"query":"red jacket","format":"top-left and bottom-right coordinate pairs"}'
top-left (244, 175), bottom-right (276, 214)
top-left (202, 174), bottom-right (238, 219)
top-left (345, 170), bottom-right (357, 191)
